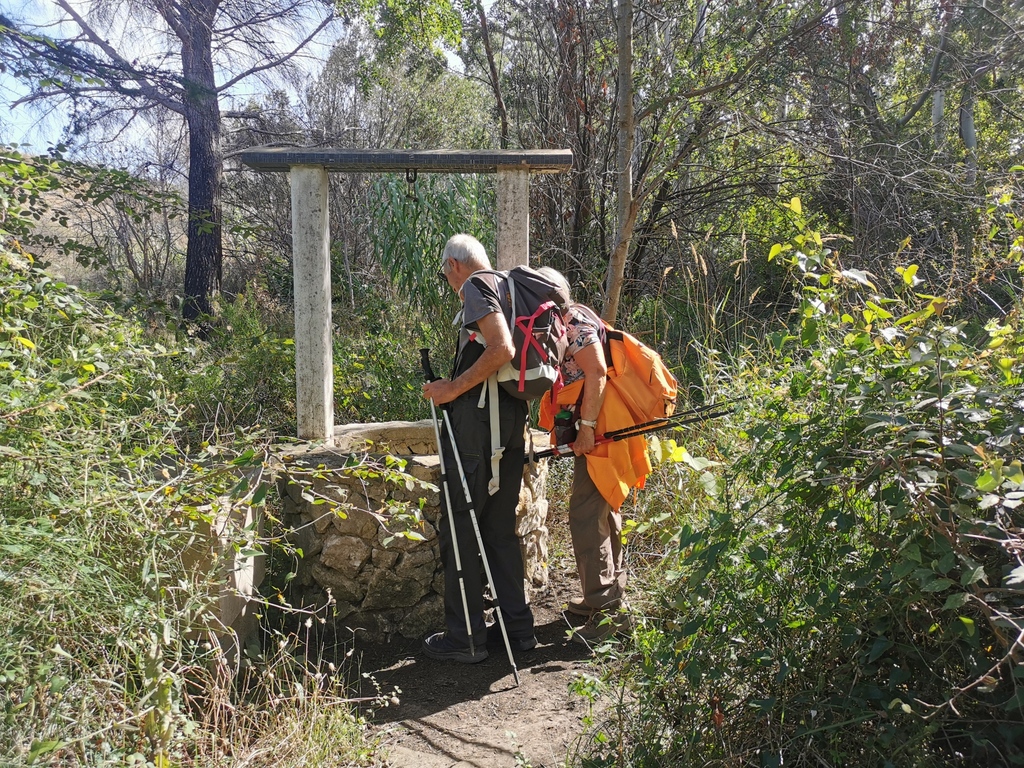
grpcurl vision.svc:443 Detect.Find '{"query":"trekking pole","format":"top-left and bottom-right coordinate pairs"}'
top-left (527, 407), bottom-right (735, 462)
top-left (421, 350), bottom-right (522, 687)
top-left (601, 398), bottom-right (746, 440)
top-left (419, 349), bottom-right (476, 658)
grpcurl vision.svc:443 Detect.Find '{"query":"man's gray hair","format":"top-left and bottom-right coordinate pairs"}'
top-left (443, 234), bottom-right (491, 271)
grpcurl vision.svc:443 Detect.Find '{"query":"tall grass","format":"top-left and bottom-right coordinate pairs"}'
top-left (0, 245), bottom-right (382, 765)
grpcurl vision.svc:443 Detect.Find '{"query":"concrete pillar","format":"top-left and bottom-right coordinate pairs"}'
top-left (290, 165), bottom-right (334, 441)
top-left (496, 166), bottom-right (530, 269)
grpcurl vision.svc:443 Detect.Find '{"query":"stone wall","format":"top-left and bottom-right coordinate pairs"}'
top-left (179, 488), bottom-right (265, 666)
top-left (277, 420), bottom-right (549, 642)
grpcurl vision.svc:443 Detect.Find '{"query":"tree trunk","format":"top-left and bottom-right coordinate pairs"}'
top-left (960, 89), bottom-right (977, 187)
top-left (179, 0), bottom-right (223, 325)
top-left (476, 1), bottom-right (509, 149)
top-left (603, 0), bottom-right (634, 323)
top-left (932, 89), bottom-right (945, 150)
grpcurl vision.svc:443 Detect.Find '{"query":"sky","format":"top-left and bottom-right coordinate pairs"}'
top-left (0, 0), bottom-right (347, 153)
top-left (1, 1), bottom-right (64, 149)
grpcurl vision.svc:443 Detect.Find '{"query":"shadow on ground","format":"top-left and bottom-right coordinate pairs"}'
top-left (336, 569), bottom-right (605, 767)
top-left (354, 613), bottom-right (591, 723)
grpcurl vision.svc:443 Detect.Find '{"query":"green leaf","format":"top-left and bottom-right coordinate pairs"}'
top-left (649, 435), bottom-right (663, 462)
top-left (865, 301), bottom-right (893, 320)
top-left (1006, 461), bottom-right (1024, 487)
top-left (680, 449), bottom-right (720, 471)
top-left (868, 636), bottom-right (893, 662)
top-left (27, 740), bottom-right (64, 762)
top-left (768, 243), bottom-right (784, 261)
top-left (958, 616), bottom-right (976, 636)
top-left (897, 264), bottom-right (919, 285)
top-left (896, 308), bottom-right (933, 326)
top-left (48, 675), bottom-right (68, 693)
top-left (943, 592), bottom-right (969, 610)
top-left (231, 448), bottom-right (257, 466)
top-left (251, 483), bottom-right (270, 505)
top-left (977, 471), bottom-right (1000, 493)
top-left (961, 565), bottom-right (987, 586)
top-left (922, 578), bottom-right (955, 592)
top-left (892, 559), bottom-right (917, 579)
top-left (699, 471), bottom-right (724, 498)
top-left (801, 318), bottom-right (819, 346)
top-left (979, 494), bottom-right (1001, 512)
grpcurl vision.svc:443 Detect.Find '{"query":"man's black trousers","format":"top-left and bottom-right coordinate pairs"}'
top-left (438, 386), bottom-right (534, 647)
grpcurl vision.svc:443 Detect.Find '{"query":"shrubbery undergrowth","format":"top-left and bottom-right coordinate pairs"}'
top-left (581, 196), bottom-right (1024, 767)
top-left (1, 152), bottom-right (381, 766)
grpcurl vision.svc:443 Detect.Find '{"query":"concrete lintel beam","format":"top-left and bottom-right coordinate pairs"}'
top-left (241, 147), bottom-right (573, 175)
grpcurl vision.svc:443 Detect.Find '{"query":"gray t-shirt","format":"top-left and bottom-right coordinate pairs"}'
top-left (455, 270), bottom-right (512, 377)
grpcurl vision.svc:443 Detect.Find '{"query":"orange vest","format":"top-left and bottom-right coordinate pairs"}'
top-left (539, 378), bottom-right (652, 510)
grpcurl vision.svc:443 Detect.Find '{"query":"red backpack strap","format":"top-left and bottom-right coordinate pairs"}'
top-left (513, 299), bottom-right (557, 391)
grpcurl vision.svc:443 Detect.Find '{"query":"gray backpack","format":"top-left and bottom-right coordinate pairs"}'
top-left (471, 266), bottom-right (569, 400)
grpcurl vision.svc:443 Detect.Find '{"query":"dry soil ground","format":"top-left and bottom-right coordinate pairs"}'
top-left (350, 538), bottom-right (606, 768)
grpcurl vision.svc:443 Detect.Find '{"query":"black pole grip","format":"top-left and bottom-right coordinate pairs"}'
top-left (419, 348), bottom-right (437, 383)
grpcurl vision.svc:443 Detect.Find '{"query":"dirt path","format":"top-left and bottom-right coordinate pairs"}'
top-left (353, 560), bottom-right (600, 768)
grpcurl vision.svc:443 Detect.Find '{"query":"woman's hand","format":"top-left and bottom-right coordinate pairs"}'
top-left (573, 424), bottom-right (596, 455)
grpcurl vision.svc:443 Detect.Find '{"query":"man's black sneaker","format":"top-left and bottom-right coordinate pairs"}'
top-left (487, 628), bottom-right (538, 651)
top-left (421, 631), bottom-right (489, 663)
top-left (511, 634), bottom-right (538, 651)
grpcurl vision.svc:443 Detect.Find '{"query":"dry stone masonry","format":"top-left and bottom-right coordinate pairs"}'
top-left (277, 420), bottom-right (550, 642)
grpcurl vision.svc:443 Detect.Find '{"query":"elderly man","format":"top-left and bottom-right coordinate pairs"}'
top-left (421, 233), bottom-right (537, 662)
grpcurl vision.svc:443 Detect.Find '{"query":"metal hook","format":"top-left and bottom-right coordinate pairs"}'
top-left (405, 168), bottom-right (418, 201)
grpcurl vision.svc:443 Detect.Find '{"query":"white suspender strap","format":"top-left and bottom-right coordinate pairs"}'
top-left (486, 374), bottom-right (503, 495)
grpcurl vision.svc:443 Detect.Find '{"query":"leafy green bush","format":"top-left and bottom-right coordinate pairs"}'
top-left (0, 152), bottom-right (377, 766)
top-left (588, 197), bottom-right (1024, 767)
top-left (332, 287), bottom-right (435, 425)
top-left (368, 164), bottom-right (494, 323)
top-left (1, 144), bottom-right (184, 292)
top-left (1, 245), bottom-right (185, 763)
top-left (164, 290), bottom-right (299, 443)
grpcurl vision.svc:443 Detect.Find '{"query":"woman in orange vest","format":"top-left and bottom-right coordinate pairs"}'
top-left (536, 268), bottom-right (648, 644)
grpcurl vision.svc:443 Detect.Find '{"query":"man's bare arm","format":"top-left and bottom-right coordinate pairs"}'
top-left (423, 311), bottom-right (514, 405)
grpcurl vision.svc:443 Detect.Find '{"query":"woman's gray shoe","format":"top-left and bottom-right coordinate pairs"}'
top-left (567, 596), bottom-right (621, 617)
top-left (573, 610), bottom-right (632, 645)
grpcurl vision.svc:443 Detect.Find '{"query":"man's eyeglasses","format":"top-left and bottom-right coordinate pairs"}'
top-left (437, 258), bottom-right (450, 283)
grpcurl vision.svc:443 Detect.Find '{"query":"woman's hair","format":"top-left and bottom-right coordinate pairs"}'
top-left (443, 234), bottom-right (491, 271)
top-left (535, 266), bottom-right (572, 310)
